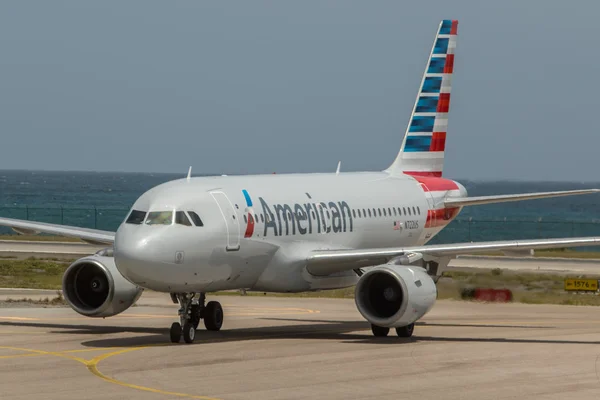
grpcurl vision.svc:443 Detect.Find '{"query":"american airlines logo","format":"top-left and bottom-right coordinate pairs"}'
top-left (258, 197), bottom-right (354, 237)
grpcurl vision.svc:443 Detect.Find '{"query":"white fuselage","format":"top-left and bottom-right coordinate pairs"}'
top-left (113, 171), bottom-right (466, 293)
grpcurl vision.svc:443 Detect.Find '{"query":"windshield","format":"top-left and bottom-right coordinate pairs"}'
top-left (126, 210), bottom-right (146, 225)
top-left (175, 211), bottom-right (192, 226)
top-left (188, 211), bottom-right (204, 226)
top-left (145, 211), bottom-right (173, 225)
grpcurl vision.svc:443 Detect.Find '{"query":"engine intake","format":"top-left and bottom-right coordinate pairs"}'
top-left (355, 265), bottom-right (436, 328)
top-left (62, 254), bottom-right (143, 317)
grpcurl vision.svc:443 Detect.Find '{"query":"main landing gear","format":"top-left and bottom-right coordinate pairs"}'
top-left (169, 293), bottom-right (224, 344)
top-left (370, 323), bottom-right (414, 338)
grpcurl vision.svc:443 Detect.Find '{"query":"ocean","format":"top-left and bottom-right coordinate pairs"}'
top-left (1, 170), bottom-right (600, 245)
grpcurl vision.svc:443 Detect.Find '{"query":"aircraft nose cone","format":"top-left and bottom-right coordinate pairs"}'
top-left (113, 228), bottom-right (151, 284)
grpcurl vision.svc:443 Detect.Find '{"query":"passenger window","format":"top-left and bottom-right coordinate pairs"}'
top-left (417, 207), bottom-right (420, 215)
top-left (393, 208), bottom-right (397, 216)
top-left (397, 207), bottom-right (401, 215)
top-left (403, 207), bottom-right (407, 215)
top-left (383, 208), bottom-right (387, 217)
top-left (412, 207), bottom-right (416, 215)
top-left (378, 209), bottom-right (382, 217)
top-left (408, 208), bottom-right (412, 216)
top-left (260, 214), bottom-right (264, 223)
top-left (352, 209), bottom-right (356, 218)
top-left (145, 211), bottom-right (173, 225)
top-left (363, 208), bottom-right (366, 216)
top-left (175, 211), bottom-right (192, 226)
top-left (358, 209), bottom-right (362, 218)
top-left (187, 211), bottom-right (204, 227)
top-left (126, 210), bottom-right (146, 225)
top-left (388, 207), bottom-right (392, 216)
top-left (372, 208), bottom-right (376, 216)
top-left (368, 209), bottom-right (372, 217)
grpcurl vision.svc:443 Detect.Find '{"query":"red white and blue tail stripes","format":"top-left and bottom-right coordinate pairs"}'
top-left (387, 20), bottom-right (458, 178)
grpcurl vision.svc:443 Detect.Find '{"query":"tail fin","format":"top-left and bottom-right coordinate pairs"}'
top-left (386, 19), bottom-right (458, 177)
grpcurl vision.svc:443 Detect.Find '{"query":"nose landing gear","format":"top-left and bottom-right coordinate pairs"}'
top-left (169, 292), bottom-right (224, 344)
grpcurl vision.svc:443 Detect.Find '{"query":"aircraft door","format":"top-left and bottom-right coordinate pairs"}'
top-left (210, 191), bottom-right (241, 251)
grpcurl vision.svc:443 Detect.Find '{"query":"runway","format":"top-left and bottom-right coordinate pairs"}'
top-left (1, 293), bottom-right (600, 399)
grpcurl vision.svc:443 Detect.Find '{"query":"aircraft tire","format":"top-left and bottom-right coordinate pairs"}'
top-left (395, 323), bottom-right (414, 338)
top-left (170, 322), bottom-right (182, 343)
top-left (182, 321), bottom-right (195, 344)
top-left (371, 324), bottom-right (390, 337)
top-left (204, 301), bottom-right (224, 331)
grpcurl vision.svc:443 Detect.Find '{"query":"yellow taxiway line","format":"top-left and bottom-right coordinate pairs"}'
top-left (0, 344), bottom-right (222, 399)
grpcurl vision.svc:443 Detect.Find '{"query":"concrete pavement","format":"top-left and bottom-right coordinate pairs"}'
top-left (2, 292), bottom-right (600, 399)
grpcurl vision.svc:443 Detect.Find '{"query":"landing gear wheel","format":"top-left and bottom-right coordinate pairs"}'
top-left (170, 322), bottom-right (182, 343)
top-left (182, 322), bottom-right (196, 344)
top-left (371, 324), bottom-right (390, 337)
top-left (396, 323), bottom-right (414, 338)
top-left (191, 304), bottom-right (201, 329)
top-left (204, 301), bottom-right (224, 331)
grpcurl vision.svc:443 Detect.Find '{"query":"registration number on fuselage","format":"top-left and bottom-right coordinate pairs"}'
top-left (404, 220), bottom-right (419, 229)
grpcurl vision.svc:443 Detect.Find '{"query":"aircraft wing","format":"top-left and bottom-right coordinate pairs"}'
top-left (306, 236), bottom-right (600, 276)
top-left (0, 217), bottom-right (115, 245)
top-left (444, 189), bottom-right (600, 207)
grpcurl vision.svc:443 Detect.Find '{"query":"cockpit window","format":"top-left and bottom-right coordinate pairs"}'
top-left (175, 211), bottom-right (192, 226)
top-left (188, 211), bottom-right (204, 227)
top-left (126, 210), bottom-right (146, 225)
top-left (145, 211), bottom-right (173, 225)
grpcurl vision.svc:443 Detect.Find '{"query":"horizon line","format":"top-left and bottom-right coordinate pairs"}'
top-left (0, 168), bottom-right (597, 184)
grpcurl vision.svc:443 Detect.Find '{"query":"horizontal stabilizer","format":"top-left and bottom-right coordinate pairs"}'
top-left (444, 189), bottom-right (600, 208)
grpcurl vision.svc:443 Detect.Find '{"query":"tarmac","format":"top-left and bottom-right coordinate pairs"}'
top-left (2, 291), bottom-right (600, 399)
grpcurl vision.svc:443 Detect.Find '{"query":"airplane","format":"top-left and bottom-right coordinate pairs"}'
top-left (2, 19), bottom-right (600, 344)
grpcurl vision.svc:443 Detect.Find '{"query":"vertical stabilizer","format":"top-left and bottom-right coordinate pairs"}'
top-left (386, 20), bottom-right (458, 177)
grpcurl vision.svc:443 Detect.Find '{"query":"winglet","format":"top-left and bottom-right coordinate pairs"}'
top-left (186, 166), bottom-right (192, 181)
top-left (336, 161), bottom-right (341, 175)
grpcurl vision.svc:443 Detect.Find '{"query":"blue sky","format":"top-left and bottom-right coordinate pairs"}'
top-left (0, 1), bottom-right (597, 180)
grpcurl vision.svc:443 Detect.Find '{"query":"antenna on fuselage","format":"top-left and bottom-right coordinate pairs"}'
top-left (186, 166), bottom-right (192, 181)
top-left (335, 161), bottom-right (341, 175)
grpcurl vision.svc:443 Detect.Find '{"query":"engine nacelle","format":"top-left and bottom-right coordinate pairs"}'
top-left (355, 265), bottom-right (436, 328)
top-left (62, 254), bottom-right (143, 317)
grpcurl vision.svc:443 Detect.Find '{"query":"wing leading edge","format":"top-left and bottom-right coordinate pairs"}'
top-left (307, 237), bottom-right (600, 276)
top-left (444, 189), bottom-right (600, 208)
top-left (0, 217), bottom-right (115, 245)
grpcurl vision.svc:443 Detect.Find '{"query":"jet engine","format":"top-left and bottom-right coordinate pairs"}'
top-left (62, 253), bottom-right (143, 317)
top-left (354, 265), bottom-right (437, 328)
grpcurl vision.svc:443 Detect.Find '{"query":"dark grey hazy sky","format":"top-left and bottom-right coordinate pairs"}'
top-left (0, 1), bottom-right (597, 180)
